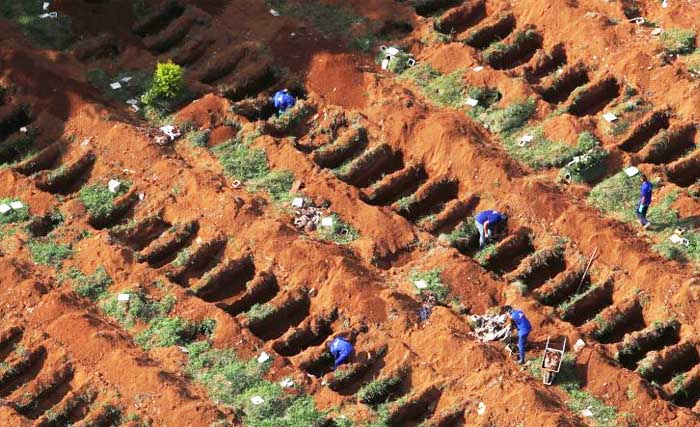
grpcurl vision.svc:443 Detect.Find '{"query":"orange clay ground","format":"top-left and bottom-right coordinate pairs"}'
top-left (1, 0), bottom-right (700, 426)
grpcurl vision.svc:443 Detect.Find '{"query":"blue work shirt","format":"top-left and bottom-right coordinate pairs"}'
top-left (639, 181), bottom-right (652, 206)
top-left (273, 90), bottom-right (296, 113)
top-left (329, 337), bottom-right (354, 368)
top-left (476, 210), bottom-right (504, 225)
top-left (510, 309), bottom-right (531, 336)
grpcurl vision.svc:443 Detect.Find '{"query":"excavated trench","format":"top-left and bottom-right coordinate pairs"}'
top-left (424, 196), bottom-right (478, 234)
top-left (567, 77), bottom-right (620, 117)
top-left (88, 194), bottom-right (138, 230)
top-left (173, 37), bottom-right (211, 66)
top-left (299, 349), bottom-right (336, 378)
top-left (363, 164), bottom-right (428, 206)
top-left (224, 271), bottom-right (280, 316)
top-left (0, 104), bottom-right (31, 141)
top-left (108, 216), bottom-right (170, 251)
top-left (326, 348), bottom-right (386, 393)
top-left (272, 311), bottom-right (336, 357)
top-left (591, 301), bottom-right (644, 344)
top-left (193, 255), bottom-right (255, 302)
top-left (486, 30), bottom-right (543, 70)
top-left (559, 281), bottom-right (613, 326)
top-left (617, 321), bottom-right (680, 370)
top-left (26, 210), bottom-right (64, 238)
top-left (132, 0), bottom-right (185, 37)
top-left (386, 386), bottom-right (442, 427)
top-left (247, 295), bottom-right (310, 341)
top-left (463, 13), bottom-right (515, 50)
top-left (0, 327), bottom-right (22, 363)
top-left (483, 229), bottom-right (534, 273)
top-left (337, 144), bottom-right (404, 189)
top-left (521, 43), bottom-right (566, 83)
top-left (538, 64), bottom-right (589, 104)
top-left (219, 63), bottom-right (277, 102)
top-left (0, 133), bottom-right (34, 166)
top-left (667, 151), bottom-right (700, 187)
top-left (312, 127), bottom-right (368, 169)
top-left (17, 364), bottom-right (74, 419)
top-left (412, 0), bottom-right (462, 17)
top-left (395, 178), bottom-right (459, 221)
top-left (0, 346), bottom-right (47, 398)
top-left (13, 143), bottom-right (61, 176)
top-left (36, 388), bottom-right (97, 427)
top-left (137, 221), bottom-right (199, 267)
top-left (636, 124), bottom-right (696, 164)
top-left (534, 266), bottom-right (589, 306)
top-left (196, 44), bottom-right (252, 84)
top-left (166, 238), bottom-right (227, 286)
top-left (507, 247), bottom-right (566, 290)
top-left (35, 152), bottom-right (95, 195)
top-left (73, 34), bottom-right (119, 61)
top-left (143, 8), bottom-right (199, 53)
top-left (230, 95), bottom-right (276, 122)
top-left (639, 343), bottom-right (700, 385)
top-left (619, 111), bottom-right (671, 153)
top-left (672, 369), bottom-right (700, 408)
top-left (434, 1), bottom-right (486, 35)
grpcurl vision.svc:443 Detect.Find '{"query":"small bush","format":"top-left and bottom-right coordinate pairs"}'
top-left (29, 240), bottom-right (73, 268)
top-left (446, 219), bottom-right (479, 244)
top-left (65, 266), bottom-right (112, 301)
top-left (142, 61), bottom-right (184, 105)
top-left (357, 377), bottom-right (402, 406)
top-left (246, 303), bottom-right (277, 322)
top-left (79, 181), bottom-right (129, 222)
top-left (0, 198), bottom-right (30, 225)
top-left (316, 214), bottom-right (360, 245)
top-left (408, 268), bottom-right (449, 303)
top-left (135, 316), bottom-right (215, 349)
top-left (660, 28), bottom-right (696, 55)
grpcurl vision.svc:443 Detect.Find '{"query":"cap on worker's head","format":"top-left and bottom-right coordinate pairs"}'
top-left (502, 305), bottom-right (513, 313)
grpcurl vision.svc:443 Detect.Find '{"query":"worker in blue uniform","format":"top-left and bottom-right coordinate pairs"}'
top-left (503, 305), bottom-right (532, 365)
top-left (328, 336), bottom-right (354, 369)
top-left (272, 89), bottom-right (296, 115)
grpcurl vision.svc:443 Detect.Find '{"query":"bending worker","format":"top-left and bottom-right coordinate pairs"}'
top-left (503, 305), bottom-right (531, 365)
top-left (328, 336), bottom-right (354, 369)
top-left (475, 209), bottom-right (507, 248)
top-left (273, 89), bottom-right (296, 115)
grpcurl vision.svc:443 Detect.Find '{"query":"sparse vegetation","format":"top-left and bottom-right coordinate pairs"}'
top-left (86, 68), bottom-right (151, 104)
top-left (29, 239), bottom-right (73, 268)
top-left (357, 376), bottom-right (402, 406)
top-left (684, 50), bottom-right (700, 74)
top-left (660, 28), bottom-right (696, 55)
top-left (187, 130), bottom-right (210, 147)
top-left (64, 266), bottom-right (112, 301)
top-left (245, 303), bottom-right (277, 322)
top-left (136, 316), bottom-right (216, 349)
top-left (100, 290), bottom-right (176, 329)
top-left (478, 98), bottom-right (537, 135)
top-left (559, 132), bottom-right (608, 183)
top-left (408, 268), bottom-right (449, 303)
top-left (79, 181), bottom-right (130, 223)
top-left (316, 214), bottom-right (359, 245)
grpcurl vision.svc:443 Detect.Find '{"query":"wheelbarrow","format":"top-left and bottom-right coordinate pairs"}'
top-left (541, 336), bottom-right (567, 385)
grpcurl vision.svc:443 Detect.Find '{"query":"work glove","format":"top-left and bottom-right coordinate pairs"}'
top-left (638, 204), bottom-right (645, 214)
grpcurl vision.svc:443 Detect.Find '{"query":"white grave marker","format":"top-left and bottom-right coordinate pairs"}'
top-left (291, 197), bottom-right (304, 208)
top-left (321, 217), bottom-right (334, 227)
top-left (0, 204), bottom-right (11, 214)
top-left (10, 201), bottom-right (23, 210)
top-left (109, 82), bottom-right (122, 90)
top-left (108, 179), bottom-right (121, 193)
top-left (603, 112), bottom-right (618, 122)
top-left (117, 293), bottom-right (130, 302)
top-left (465, 97), bottom-right (479, 107)
top-left (257, 352), bottom-right (270, 364)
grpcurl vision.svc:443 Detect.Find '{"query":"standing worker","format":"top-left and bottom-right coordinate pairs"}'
top-left (637, 174), bottom-right (652, 229)
top-left (273, 89), bottom-right (296, 115)
top-left (475, 210), bottom-right (507, 248)
top-left (328, 336), bottom-right (354, 369)
top-left (503, 305), bottom-right (531, 365)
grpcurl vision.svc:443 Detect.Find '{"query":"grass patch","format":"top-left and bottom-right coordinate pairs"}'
top-left (356, 376), bottom-right (402, 406)
top-left (29, 239), bottom-right (73, 268)
top-left (64, 266), bottom-right (112, 301)
top-left (245, 303), bottom-right (277, 322)
top-left (660, 28), bottom-right (696, 55)
top-left (684, 50), bottom-right (700, 74)
top-left (408, 268), bottom-right (449, 303)
top-left (186, 341), bottom-right (328, 426)
top-left (267, 0), bottom-right (376, 52)
top-left (445, 218), bottom-right (478, 244)
top-left (474, 243), bottom-right (497, 265)
top-left (0, 198), bottom-right (30, 225)
top-left (505, 128), bottom-right (607, 171)
top-left (0, 1), bottom-right (74, 49)
top-left (135, 317), bottom-right (216, 349)
top-left (559, 132), bottom-right (608, 183)
top-left (78, 181), bottom-right (130, 223)
top-left (477, 98), bottom-right (536, 135)
top-left (214, 135), bottom-right (295, 202)
top-left (316, 214), bottom-right (359, 245)
top-left (100, 290), bottom-right (176, 329)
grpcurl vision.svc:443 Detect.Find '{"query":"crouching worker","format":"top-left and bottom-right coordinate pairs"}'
top-left (328, 336), bottom-right (354, 369)
top-left (475, 209), bottom-right (508, 248)
top-left (273, 89), bottom-right (296, 115)
top-left (503, 305), bottom-right (531, 365)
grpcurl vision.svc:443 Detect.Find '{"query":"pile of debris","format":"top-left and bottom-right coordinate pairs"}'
top-left (469, 313), bottom-right (510, 342)
top-left (140, 125), bottom-right (182, 146)
top-left (292, 198), bottom-right (325, 233)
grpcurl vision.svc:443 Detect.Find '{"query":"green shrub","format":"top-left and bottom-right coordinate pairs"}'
top-left (316, 214), bottom-right (359, 245)
top-left (29, 240), bottom-right (73, 268)
top-left (660, 28), bottom-right (696, 55)
top-left (135, 316), bottom-right (215, 349)
top-left (356, 377), bottom-right (402, 406)
top-left (142, 61), bottom-right (184, 105)
top-left (408, 268), bottom-right (449, 303)
top-left (446, 219), bottom-right (478, 244)
top-left (0, 198), bottom-right (29, 225)
top-left (79, 181), bottom-right (129, 222)
top-left (479, 98), bottom-right (536, 135)
top-left (246, 303), bottom-right (277, 322)
top-left (65, 266), bottom-right (112, 301)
